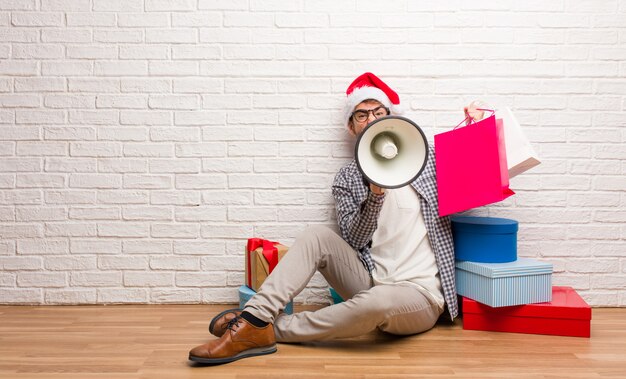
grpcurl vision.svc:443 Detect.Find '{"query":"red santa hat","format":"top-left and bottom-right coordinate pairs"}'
top-left (343, 72), bottom-right (403, 129)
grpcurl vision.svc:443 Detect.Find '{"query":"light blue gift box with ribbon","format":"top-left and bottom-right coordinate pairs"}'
top-left (238, 285), bottom-right (293, 315)
top-left (455, 258), bottom-right (553, 307)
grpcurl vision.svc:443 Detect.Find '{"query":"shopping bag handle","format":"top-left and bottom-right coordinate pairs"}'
top-left (454, 108), bottom-right (495, 129)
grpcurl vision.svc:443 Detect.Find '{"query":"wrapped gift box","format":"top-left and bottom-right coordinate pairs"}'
top-left (329, 287), bottom-right (344, 304)
top-left (452, 216), bottom-right (518, 263)
top-left (238, 285), bottom-right (293, 315)
top-left (456, 257), bottom-right (552, 307)
top-left (462, 286), bottom-right (591, 338)
top-left (245, 238), bottom-right (289, 292)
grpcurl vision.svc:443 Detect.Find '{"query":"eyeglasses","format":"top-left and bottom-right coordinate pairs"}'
top-left (351, 105), bottom-right (390, 123)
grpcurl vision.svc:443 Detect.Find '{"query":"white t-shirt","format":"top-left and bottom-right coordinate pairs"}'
top-left (370, 185), bottom-right (445, 309)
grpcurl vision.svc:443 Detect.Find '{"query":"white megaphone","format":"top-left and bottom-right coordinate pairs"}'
top-left (355, 116), bottom-right (428, 188)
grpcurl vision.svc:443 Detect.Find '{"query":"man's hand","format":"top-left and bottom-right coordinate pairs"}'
top-left (463, 100), bottom-right (487, 125)
top-left (370, 183), bottom-right (385, 195)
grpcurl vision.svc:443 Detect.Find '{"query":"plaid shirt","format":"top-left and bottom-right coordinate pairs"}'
top-left (332, 145), bottom-right (458, 320)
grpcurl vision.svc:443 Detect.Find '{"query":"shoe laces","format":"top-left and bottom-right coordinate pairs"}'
top-left (218, 310), bottom-right (242, 333)
top-left (226, 316), bottom-right (242, 332)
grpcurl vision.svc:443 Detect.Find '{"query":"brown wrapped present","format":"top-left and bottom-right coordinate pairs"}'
top-left (245, 238), bottom-right (289, 291)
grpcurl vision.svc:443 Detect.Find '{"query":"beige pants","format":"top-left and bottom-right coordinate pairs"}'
top-left (244, 226), bottom-right (443, 342)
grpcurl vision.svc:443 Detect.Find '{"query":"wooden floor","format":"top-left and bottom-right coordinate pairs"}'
top-left (0, 305), bottom-right (624, 379)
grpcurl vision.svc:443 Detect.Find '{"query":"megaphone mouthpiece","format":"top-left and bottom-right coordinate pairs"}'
top-left (373, 134), bottom-right (398, 159)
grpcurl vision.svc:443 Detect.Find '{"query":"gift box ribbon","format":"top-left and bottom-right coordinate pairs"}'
top-left (246, 238), bottom-right (280, 287)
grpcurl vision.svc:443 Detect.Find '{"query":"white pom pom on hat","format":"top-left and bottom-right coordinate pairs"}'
top-left (342, 72), bottom-right (403, 129)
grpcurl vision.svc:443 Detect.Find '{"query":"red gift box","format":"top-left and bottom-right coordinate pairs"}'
top-left (462, 286), bottom-right (591, 338)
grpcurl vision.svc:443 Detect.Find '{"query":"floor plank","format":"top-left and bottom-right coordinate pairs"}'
top-left (0, 305), bottom-right (624, 378)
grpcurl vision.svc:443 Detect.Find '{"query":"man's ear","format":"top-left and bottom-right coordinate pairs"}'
top-left (347, 120), bottom-right (356, 137)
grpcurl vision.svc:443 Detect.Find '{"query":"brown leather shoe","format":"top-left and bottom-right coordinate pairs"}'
top-left (208, 308), bottom-right (242, 337)
top-left (189, 316), bottom-right (276, 365)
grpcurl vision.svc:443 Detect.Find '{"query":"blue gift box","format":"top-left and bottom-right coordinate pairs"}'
top-left (455, 258), bottom-right (553, 307)
top-left (452, 216), bottom-right (518, 263)
top-left (238, 285), bottom-right (293, 315)
top-left (329, 287), bottom-right (343, 304)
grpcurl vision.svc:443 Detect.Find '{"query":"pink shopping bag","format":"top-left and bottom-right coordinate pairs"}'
top-left (434, 110), bottom-right (514, 216)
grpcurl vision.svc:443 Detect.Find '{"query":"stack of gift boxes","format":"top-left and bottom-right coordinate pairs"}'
top-left (452, 216), bottom-right (592, 338)
top-left (240, 238), bottom-right (293, 314)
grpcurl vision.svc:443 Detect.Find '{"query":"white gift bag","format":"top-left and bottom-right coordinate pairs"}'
top-left (498, 107), bottom-right (541, 178)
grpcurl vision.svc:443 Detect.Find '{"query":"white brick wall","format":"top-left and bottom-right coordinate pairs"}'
top-left (0, 1), bottom-right (625, 307)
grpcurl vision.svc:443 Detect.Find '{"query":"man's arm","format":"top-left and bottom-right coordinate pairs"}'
top-left (331, 167), bottom-right (385, 251)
